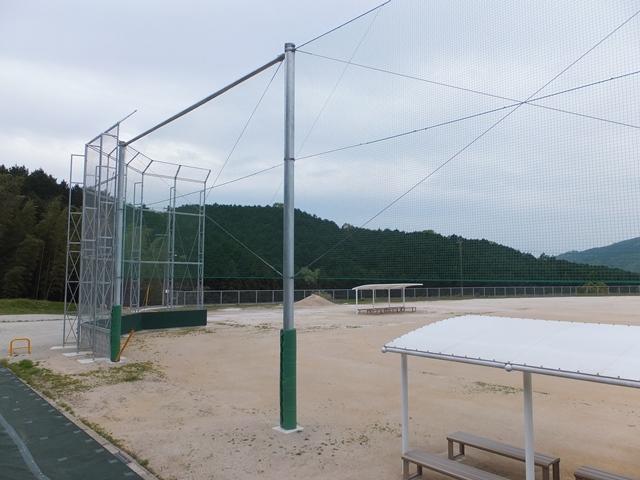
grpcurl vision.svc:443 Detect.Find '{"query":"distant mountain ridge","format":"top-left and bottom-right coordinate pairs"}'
top-left (557, 237), bottom-right (640, 274)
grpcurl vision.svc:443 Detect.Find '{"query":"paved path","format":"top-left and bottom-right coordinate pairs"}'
top-left (0, 367), bottom-right (144, 480)
top-left (0, 315), bottom-right (65, 323)
top-left (0, 320), bottom-right (64, 360)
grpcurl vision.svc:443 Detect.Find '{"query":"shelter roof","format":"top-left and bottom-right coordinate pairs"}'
top-left (352, 283), bottom-right (422, 291)
top-left (383, 315), bottom-right (640, 388)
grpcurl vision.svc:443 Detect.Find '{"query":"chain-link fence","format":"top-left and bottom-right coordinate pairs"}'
top-left (170, 284), bottom-right (640, 307)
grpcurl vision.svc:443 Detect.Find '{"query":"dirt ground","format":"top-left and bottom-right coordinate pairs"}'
top-left (39, 296), bottom-right (640, 479)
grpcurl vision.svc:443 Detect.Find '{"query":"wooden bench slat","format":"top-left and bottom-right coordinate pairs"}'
top-left (448, 431), bottom-right (559, 466)
top-left (403, 449), bottom-right (508, 480)
top-left (575, 466), bottom-right (636, 480)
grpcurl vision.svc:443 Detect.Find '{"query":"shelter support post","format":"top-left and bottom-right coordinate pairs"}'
top-left (401, 353), bottom-right (409, 454)
top-left (523, 372), bottom-right (535, 480)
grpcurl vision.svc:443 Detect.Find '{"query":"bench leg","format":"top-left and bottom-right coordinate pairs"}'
top-left (402, 459), bottom-right (410, 480)
top-left (542, 466), bottom-right (550, 480)
top-left (448, 441), bottom-right (466, 460)
top-left (402, 460), bottom-right (422, 480)
top-left (553, 463), bottom-right (560, 480)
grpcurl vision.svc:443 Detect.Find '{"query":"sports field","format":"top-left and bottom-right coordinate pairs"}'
top-left (4, 295), bottom-right (640, 479)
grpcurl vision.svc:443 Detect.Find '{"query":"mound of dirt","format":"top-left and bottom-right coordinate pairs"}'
top-left (295, 294), bottom-right (335, 307)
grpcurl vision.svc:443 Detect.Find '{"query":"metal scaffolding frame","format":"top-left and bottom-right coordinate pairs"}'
top-left (62, 154), bottom-right (84, 346)
top-left (122, 148), bottom-right (210, 312)
top-left (63, 125), bottom-right (210, 357)
top-left (76, 124), bottom-right (120, 357)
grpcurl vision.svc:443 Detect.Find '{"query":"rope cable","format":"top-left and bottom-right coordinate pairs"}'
top-left (297, 0), bottom-right (392, 49)
top-left (131, 64), bottom-right (640, 213)
top-left (297, 50), bottom-right (640, 132)
top-left (298, 8), bottom-right (382, 155)
top-left (205, 213), bottom-right (282, 277)
top-left (208, 62), bottom-right (283, 195)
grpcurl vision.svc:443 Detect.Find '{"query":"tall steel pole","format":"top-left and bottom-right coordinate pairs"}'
top-left (110, 141), bottom-right (126, 362)
top-left (279, 42), bottom-right (298, 432)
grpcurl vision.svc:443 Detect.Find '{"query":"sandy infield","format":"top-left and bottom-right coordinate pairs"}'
top-left (40, 296), bottom-right (640, 479)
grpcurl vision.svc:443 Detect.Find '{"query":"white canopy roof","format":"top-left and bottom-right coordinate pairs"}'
top-left (352, 283), bottom-right (422, 291)
top-left (383, 315), bottom-right (640, 388)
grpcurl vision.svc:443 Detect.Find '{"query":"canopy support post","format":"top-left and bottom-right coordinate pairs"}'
top-left (401, 353), bottom-right (409, 454)
top-left (523, 372), bottom-right (535, 480)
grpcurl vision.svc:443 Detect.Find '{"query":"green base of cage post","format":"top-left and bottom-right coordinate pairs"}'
top-left (279, 328), bottom-right (297, 430)
top-left (110, 305), bottom-right (122, 362)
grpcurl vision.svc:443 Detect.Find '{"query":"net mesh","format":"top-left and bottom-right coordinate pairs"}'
top-left (75, 2), bottom-right (640, 299)
top-left (289, 0), bottom-right (640, 288)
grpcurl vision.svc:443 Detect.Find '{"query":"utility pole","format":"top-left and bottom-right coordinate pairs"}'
top-left (111, 140), bottom-right (126, 362)
top-left (278, 42), bottom-right (300, 432)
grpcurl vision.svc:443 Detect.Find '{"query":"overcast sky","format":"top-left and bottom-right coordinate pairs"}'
top-left (2, 0), bottom-right (639, 256)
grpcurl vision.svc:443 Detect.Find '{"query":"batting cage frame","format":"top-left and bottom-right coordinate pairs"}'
top-left (63, 122), bottom-right (211, 361)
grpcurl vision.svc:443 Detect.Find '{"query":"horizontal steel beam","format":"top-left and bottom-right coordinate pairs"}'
top-left (125, 54), bottom-right (285, 145)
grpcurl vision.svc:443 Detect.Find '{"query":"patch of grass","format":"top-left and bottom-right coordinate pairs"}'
top-left (469, 381), bottom-right (522, 395)
top-left (3, 359), bottom-right (162, 399)
top-left (58, 401), bottom-right (76, 415)
top-left (0, 298), bottom-right (67, 315)
top-left (79, 418), bottom-right (160, 478)
top-left (77, 361), bottom-right (163, 385)
top-left (3, 359), bottom-right (87, 399)
top-left (152, 327), bottom-right (211, 337)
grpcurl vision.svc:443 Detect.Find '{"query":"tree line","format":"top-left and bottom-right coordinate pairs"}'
top-left (0, 165), bottom-right (81, 300)
top-left (1, 164), bottom-right (638, 302)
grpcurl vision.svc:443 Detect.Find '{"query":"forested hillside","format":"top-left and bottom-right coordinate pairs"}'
top-left (202, 204), bottom-right (640, 289)
top-left (0, 165), bottom-right (81, 300)
top-left (557, 237), bottom-right (640, 274)
top-left (1, 164), bottom-right (638, 301)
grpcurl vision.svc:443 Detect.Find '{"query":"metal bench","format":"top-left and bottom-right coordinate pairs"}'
top-left (575, 466), bottom-right (636, 480)
top-left (447, 431), bottom-right (560, 480)
top-left (402, 449), bottom-right (508, 480)
top-left (357, 306), bottom-right (416, 315)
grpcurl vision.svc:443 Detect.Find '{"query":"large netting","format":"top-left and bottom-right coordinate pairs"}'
top-left (289, 0), bottom-right (640, 288)
top-left (82, 1), bottom-right (640, 297)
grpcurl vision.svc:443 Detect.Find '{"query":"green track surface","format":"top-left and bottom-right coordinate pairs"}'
top-left (0, 367), bottom-right (143, 480)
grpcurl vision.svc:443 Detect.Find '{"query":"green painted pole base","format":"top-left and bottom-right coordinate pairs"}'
top-left (279, 328), bottom-right (297, 430)
top-left (110, 305), bottom-right (122, 362)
